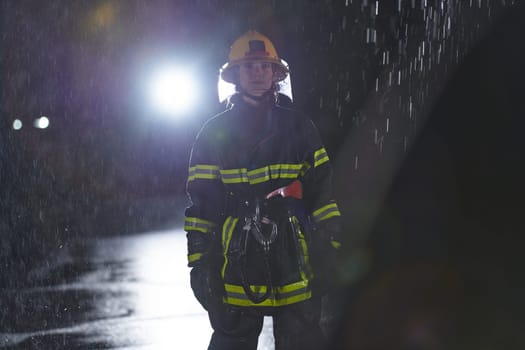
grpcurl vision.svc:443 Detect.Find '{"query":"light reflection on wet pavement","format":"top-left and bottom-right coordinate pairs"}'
top-left (0, 230), bottom-right (274, 349)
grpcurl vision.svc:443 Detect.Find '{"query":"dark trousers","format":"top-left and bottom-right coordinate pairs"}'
top-left (207, 298), bottom-right (326, 350)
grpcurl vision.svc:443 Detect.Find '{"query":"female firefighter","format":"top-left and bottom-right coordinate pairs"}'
top-left (184, 30), bottom-right (343, 350)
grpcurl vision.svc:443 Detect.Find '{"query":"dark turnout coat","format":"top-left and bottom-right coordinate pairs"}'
top-left (185, 94), bottom-right (341, 308)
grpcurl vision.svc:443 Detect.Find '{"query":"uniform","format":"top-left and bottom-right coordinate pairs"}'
top-left (184, 31), bottom-right (342, 350)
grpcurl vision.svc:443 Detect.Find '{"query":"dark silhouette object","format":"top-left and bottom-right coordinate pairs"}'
top-left (334, 3), bottom-right (525, 350)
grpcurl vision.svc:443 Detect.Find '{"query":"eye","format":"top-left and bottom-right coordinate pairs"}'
top-left (261, 62), bottom-right (272, 70)
top-left (242, 62), bottom-right (254, 70)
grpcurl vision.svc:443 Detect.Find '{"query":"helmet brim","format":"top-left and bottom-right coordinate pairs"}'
top-left (220, 58), bottom-right (289, 84)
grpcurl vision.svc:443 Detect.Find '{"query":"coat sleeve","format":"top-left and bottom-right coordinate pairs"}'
top-left (184, 124), bottom-right (225, 267)
top-left (300, 118), bottom-right (343, 248)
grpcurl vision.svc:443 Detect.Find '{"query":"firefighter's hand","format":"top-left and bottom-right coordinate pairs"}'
top-left (312, 224), bottom-right (342, 262)
top-left (190, 265), bottom-right (213, 311)
top-left (190, 261), bottom-right (223, 311)
top-left (311, 226), bottom-right (343, 296)
top-left (317, 219), bottom-right (343, 250)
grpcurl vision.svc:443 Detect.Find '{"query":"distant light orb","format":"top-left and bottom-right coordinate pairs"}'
top-left (13, 119), bottom-right (23, 130)
top-left (34, 116), bottom-right (50, 129)
top-left (149, 66), bottom-right (197, 117)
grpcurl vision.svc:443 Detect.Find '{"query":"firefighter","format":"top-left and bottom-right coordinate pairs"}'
top-left (184, 30), bottom-right (343, 350)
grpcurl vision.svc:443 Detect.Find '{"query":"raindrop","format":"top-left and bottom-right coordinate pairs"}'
top-left (409, 96), bottom-right (413, 118)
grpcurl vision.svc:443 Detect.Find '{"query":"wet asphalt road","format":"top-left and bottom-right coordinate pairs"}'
top-left (0, 230), bottom-right (274, 349)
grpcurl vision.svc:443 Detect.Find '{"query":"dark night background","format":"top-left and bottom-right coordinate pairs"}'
top-left (1, 0), bottom-right (524, 348)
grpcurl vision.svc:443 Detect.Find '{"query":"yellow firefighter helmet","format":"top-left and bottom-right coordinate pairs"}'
top-left (220, 30), bottom-right (289, 84)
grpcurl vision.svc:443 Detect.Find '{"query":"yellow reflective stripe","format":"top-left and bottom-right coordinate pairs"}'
top-left (247, 167), bottom-right (272, 184)
top-left (224, 280), bottom-right (309, 296)
top-left (221, 216), bottom-right (238, 279)
top-left (291, 216), bottom-right (312, 280)
top-left (220, 168), bottom-right (248, 184)
top-left (188, 253), bottom-right (202, 264)
top-left (220, 164), bottom-right (304, 185)
top-left (184, 217), bottom-right (217, 233)
top-left (271, 164), bottom-right (303, 178)
top-left (188, 164), bottom-right (220, 181)
top-left (223, 281), bottom-right (311, 307)
top-left (224, 293), bottom-right (311, 307)
top-left (300, 162), bottom-right (311, 177)
top-left (312, 202), bottom-right (341, 223)
top-left (331, 241), bottom-right (342, 249)
top-left (254, 164), bottom-right (301, 183)
top-left (314, 147), bottom-right (329, 167)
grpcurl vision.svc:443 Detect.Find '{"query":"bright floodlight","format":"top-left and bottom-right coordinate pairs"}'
top-left (149, 66), bottom-right (197, 117)
top-left (34, 116), bottom-right (50, 129)
top-left (13, 119), bottom-right (23, 130)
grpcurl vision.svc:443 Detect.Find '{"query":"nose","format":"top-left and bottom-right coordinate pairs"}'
top-left (251, 63), bottom-right (263, 75)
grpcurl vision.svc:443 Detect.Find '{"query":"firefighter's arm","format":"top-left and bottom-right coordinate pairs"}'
top-left (301, 119), bottom-right (343, 249)
top-left (184, 128), bottom-right (223, 268)
top-left (184, 210), bottom-right (218, 267)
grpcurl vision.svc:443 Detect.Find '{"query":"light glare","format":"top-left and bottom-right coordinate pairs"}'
top-left (149, 66), bottom-right (197, 117)
top-left (13, 119), bottom-right (23, 130)
top-left (34, 116), bottom-right (50, 129)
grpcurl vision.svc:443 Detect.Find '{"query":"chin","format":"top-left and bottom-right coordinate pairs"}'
top-left (249, 89), bottom-right (269, 96)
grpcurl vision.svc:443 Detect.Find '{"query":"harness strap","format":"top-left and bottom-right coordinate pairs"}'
top-left (230, 181), bottom-right (304, 304)
top-left (238, 219), bottom-right (274, 304)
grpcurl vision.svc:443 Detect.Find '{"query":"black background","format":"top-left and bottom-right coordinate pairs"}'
top-left (2, 1), bottom-right (524, 348)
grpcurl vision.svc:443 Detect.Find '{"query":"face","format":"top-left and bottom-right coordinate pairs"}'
top-left (238, 61), bottom-right (274, 96)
